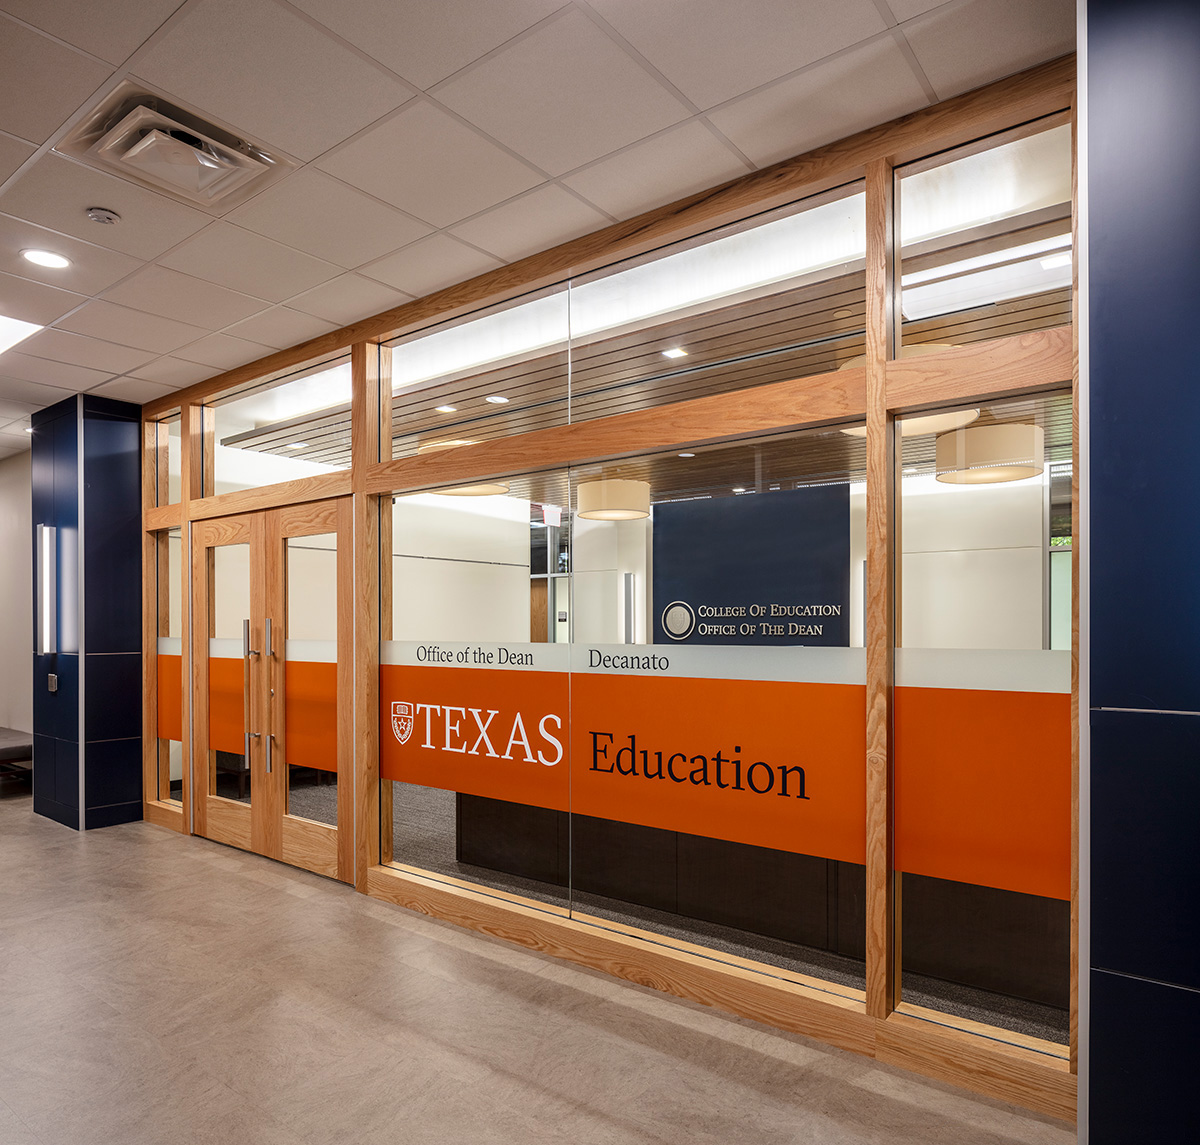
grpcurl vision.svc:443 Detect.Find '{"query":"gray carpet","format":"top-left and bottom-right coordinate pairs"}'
top-left (276, 776), bottom-right (1070, 1045)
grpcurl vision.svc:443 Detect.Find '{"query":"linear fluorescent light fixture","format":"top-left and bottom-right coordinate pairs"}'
top-left (0, 314), bottom-right (43, 355)
top-left (36, 524), bottom-right (56, 654)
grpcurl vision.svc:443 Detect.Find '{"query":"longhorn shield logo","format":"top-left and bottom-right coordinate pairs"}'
top-left (391, 702), bottom-right (413, 745)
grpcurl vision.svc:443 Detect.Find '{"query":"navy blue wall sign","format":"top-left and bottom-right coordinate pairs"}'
top-left (652, 484), bottom-right (850, 646)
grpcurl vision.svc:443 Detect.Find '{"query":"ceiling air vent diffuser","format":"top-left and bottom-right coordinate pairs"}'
top-left (57, 81), bottom-right (295, 211)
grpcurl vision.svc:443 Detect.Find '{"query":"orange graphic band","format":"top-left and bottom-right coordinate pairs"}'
top-left (157, 653), bottom-right (182, 742)
top-left (895, 686), bottom-right (1070, 901)
top-left (208, 657), bottom-right (244, 756)
top-left (284, 660), bottom-right (338, 773)
top-left (379, 664), bottom-right (867, 862)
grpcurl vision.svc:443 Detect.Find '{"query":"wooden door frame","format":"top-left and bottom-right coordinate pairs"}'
top-left (187, 499), bottom-right (353, 881)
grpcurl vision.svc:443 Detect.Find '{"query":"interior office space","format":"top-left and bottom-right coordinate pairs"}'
top-left (0, 1), bottom-right (1195, 1141)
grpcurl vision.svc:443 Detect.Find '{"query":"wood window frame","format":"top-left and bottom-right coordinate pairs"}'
top-left (140, 54), bottom-right (1079, 1122)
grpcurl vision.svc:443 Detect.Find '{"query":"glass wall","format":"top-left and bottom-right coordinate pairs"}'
top-left (203, 354), bottom-right (351, 496)
top-left (899, 119), bottom-right (1072, 350)
top-left (894, 392), bottom-right (1072, 1046)
top-left (380, 424), bottom-right (870, 989)
top-left (154, 526), bottom-right (183, 802)
top-left (152, 411), bottom-right (181, 506)
top-left (381, 471), bottom-right (572, 914)
top-left (384, 185), bottom-right (866, 458)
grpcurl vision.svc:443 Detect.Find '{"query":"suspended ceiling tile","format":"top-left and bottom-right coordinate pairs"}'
top-left (0, 0), bottom-right (182, 66)
top-left (0, 375), bottom-right (76, 407)
top-left (902, 0), bottom-right (1075, 100)
top-left (0, 397), bottom-right (40, 420)
top-left (88, 375), bottom-right (178, 404)
top-left (708, 37), bottom-right (930, 168)
top-left (0, 19), bottom-right (112, 145)
top-left (129, 356), bottom-right (214, 386)
top-left (449, 185), bottom-right (610, 263)
top-left (131, 0), bottom-right (414, 162)
top-left (223, 307), bottom-right (339, 351)
top-left (0, 350), bottom-right (110, 390)
top-left (287, 274), bottom-right (412, 326)
top-left (587, 0), bottom-right (888, 110)
top-left (0, 215), bottom-right (143, 296)
top-left (102, 265), bottom-right (268, 328)
top-left (158, 222), bottom-right (341, 304)
top-left (0, 269), bottom-right (86, 325)
top-left (18, 328), bottom-right (156, 374)
top-left (0, 154), bottom-right (211, 260)
top-left (436, 9), bottom-right (690, 176)
top-left (227, 170), bottom-right (432, 269)
top-left (0, 134), bottom-right (35, 183)
top-left (289, 0), bottom-right (565, 91)
top-left (562, 121), bottom-right (752, 220)
top-left (0, 438), bottom-right (29, 458)
top-left (55, 298), bottom-right (209, 354)
top-left (317, 101), bottom-right (542, 228)
top-left (884, 0), bottom-right (956, 21)
top-left (360, 233), bottom-right (502, 299)
top-left (174, 332), bottom-right (271, 371)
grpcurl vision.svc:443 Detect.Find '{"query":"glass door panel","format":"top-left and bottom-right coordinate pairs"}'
top-left (192, 500), bottom-right (349, 880)
top-left (275, 500), bottom-right (349, 881)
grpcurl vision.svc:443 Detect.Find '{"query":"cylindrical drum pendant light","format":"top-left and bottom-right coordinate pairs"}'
top-left (577, 479), bottom-right (651, 520)
top-left (935, 423), bottom-right (1044, 484)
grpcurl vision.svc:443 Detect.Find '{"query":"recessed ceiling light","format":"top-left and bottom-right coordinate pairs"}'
top-left (732, 486), bottom-right (747, 493)
top-left (435, 404), bottom-right (457, 413)
top-left (285, 442), bottom-right (309, 450)
top-left (0, 314), bottom-right (43, 355)
top-left (1040, 253), bottom-right (1072, 270)
top-left (678, 452), bottom-right (695, 458)
top-left (24, 427), bottom-right (34, 434)
top-left (662, 348), bottom-right (688, 359)
top-left (484, 394), bottom-right (509, 404)
top-left (21, 249), bottom-right (70, 269)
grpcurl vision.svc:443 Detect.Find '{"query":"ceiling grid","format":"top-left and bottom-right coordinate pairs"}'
top-left (0, 0), bottom-right (1074, 455)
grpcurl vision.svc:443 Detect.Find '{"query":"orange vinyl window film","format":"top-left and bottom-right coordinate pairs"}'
top-left (380, 664), bottom-right (867, 862)
top-left (207, 657), bottom-right (245, 756)
top-left (895, 686), bottom-right (1071, 901)
top-left (284, 660), bottom-right (337, 773)
top-left (380, 664), bottom-right (570, 811)
top-left (572, 674), bottom-right (866, 861)
top-left (157, 653), bottom-right (182, 742)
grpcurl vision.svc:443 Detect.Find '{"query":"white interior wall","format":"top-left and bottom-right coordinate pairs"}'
top-left (391, 494), bottom-right (530, 643)
top-left (900, 473), bottom-right (1045, 649)
top-left (570, 515), bottom-right (650, 645)
top-left (0, 452), bottom-right (32, 733)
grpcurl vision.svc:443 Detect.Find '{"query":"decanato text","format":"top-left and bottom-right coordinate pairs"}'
top-left (589, 733), bottom-right (809, 799)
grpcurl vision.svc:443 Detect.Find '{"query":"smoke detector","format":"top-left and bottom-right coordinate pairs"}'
top-left (57, 81), bottom-right (295, 211)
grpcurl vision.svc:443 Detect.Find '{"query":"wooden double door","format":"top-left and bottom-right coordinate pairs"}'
top-left (191, 499), bottom-right (353, 881)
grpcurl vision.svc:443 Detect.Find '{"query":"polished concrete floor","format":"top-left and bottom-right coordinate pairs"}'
top-left (0, 787), bottom-right (1074, 1145)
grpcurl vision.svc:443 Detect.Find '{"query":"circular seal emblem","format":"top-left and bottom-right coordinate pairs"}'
top-left (661, 600), bottom-right (695, 640)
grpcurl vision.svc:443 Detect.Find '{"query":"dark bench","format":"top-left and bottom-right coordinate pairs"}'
top-left (0, 727), bottom-right (33, 780)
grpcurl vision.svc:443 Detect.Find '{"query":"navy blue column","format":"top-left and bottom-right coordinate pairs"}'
top-left (1086, 2), bottom-right (1200, 1139)
top-left (30, 395), bottom-right (142, 830)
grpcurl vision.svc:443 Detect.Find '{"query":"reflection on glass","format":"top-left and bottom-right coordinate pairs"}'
top-left (207, 355), bottom-right (351, 496)
top-left (386, 186), bottom-right (867, 461)
top-left (895, 393), bottom-right (1072, 1046)
top-left (209, 543), bottom-right (251, 802)
top-left (899, 122), bottom-right (1072, 348)
top-left (284, 532), bottom-right (338, 826)
top-left (156, 527), bottom-right (183, 802)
